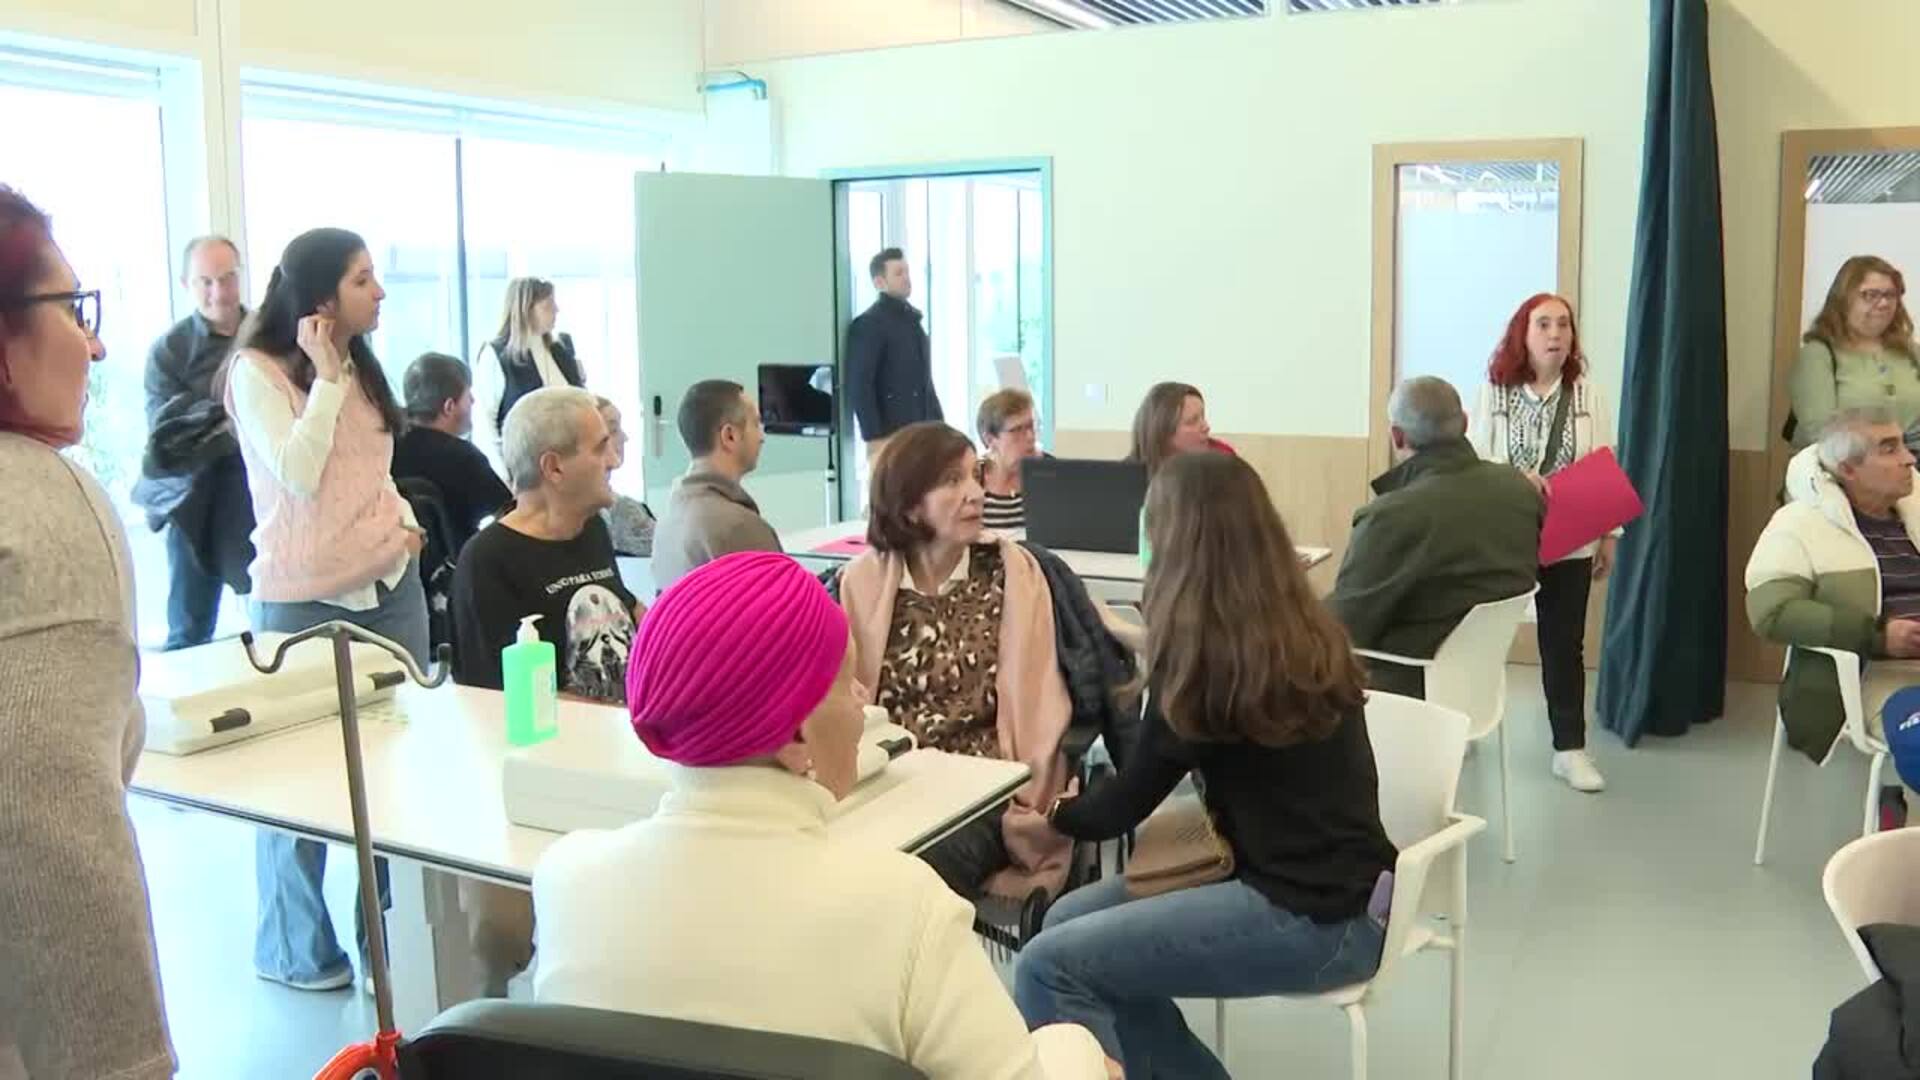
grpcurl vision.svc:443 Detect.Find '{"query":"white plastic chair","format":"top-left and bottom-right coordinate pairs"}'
top-left (1214, 693), bottom-right (1485, 1080)
top-left (1821, 827), bottom-right (1920, 982)
top-left (1354, 588), bottom-right (1537, 863)
top-left (1752, 646), bottom-right (1888, 866)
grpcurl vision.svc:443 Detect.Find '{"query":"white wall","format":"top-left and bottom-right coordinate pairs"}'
top-left (1800, 204), bottom-right (1920, 332)
top-left (756, 0), bottom-right (1649, 438)
top-left (748, 0), bottom-right (1920, 449)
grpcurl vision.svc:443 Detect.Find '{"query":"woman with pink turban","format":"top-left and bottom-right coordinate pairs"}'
top-left (530, 551), bottom-right (1110, 1079)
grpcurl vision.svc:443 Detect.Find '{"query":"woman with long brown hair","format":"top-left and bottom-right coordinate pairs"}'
top-left (1789, 255), bottom-right (1920, 449)
top-left (1124, 381), bottom-right (1234, 475)
top-left (1013, 452), bottom-right (1395, 1078)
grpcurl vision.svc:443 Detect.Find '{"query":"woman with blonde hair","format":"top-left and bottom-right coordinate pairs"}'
top-left (1788, 255), bottom-right (1920, 448)
top-left (976, 387), bottom-right (1041, 531)
top-left (473, 277), bottom-right (585, 479)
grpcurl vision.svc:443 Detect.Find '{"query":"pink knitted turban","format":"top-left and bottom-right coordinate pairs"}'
top-left (627, 551), bottom-right (850, 767)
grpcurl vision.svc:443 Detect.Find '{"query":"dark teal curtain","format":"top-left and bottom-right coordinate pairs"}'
top-left (1596, 0), bottom-right (1729, 746)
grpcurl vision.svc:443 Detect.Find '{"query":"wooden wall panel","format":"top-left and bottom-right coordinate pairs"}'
top-left (1051, 430), bottom-right (1372, 589)
top-left (1728, 448), bottom-right (1785, 684)
top-left (1053, 432), bottom-right (1781, 687)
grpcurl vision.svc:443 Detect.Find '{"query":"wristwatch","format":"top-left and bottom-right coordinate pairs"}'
top-left (1045, 793), bottom-right (1072, 823)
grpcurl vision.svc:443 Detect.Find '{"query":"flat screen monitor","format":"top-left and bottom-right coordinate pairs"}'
top-left (757, 364), bottom-right (834, 436)
top-left (1023, 458), bottom-right (1149, 555)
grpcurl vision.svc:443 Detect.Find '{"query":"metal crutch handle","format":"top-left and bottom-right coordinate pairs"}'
top-left (240, 623), bottom-right (450, 1044)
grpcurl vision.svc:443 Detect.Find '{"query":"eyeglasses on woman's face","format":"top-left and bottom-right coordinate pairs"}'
top-left (1860, 287), bottom-right (1903, 309)
top-left (6, 289), bottom-right (102, 338)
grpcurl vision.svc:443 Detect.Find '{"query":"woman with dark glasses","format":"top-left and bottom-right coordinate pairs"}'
top-left (0, 184), bottom-right (175, 1078)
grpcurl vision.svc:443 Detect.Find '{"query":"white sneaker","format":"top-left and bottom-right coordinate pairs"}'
top-left (1552, 750), bottom-right (1606, 793)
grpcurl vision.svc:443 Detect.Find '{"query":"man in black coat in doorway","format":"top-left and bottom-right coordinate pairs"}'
top-left (845, 247), bottom-right (941, 462)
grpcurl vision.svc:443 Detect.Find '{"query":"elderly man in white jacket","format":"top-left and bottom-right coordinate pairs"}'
top-left (532, 551), bottom-right (1109, 1080)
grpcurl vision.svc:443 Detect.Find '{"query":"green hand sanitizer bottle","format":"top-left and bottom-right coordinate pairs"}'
top-left (503, 614), bottom-right (558, 747)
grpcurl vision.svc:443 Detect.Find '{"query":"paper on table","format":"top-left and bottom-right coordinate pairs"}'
top-left (1540, 447), bottom-right (1643, 564)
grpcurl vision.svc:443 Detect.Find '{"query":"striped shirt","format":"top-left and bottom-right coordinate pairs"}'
top-left (1855, 508), bottom-right (1920, 620)
top-left (983, 490), bottom-right (1025, 531)
top-left (977, 460), bottom-right (1025, 531)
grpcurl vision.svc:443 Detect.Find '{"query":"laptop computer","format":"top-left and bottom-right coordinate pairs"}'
top-left (1022, 458), bottom-right (1149, 554)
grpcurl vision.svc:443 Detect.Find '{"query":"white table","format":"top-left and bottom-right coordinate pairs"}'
top-left (785, 520), bottom-right (1332, 605)
top-left (131, 683), bottom-right (1028, 1029)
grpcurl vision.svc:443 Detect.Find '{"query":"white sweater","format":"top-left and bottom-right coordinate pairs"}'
top-left (532, 764), bottom-right (1104, 1080)
top-left (1470, 375), bottom-right (1620, 562)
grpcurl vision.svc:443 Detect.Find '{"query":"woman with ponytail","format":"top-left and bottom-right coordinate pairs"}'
top-left (224, 227), bottom-right (427, 992)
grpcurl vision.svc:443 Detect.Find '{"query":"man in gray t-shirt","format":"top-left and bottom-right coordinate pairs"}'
top-left (651, 379), bottom-right (782, 593)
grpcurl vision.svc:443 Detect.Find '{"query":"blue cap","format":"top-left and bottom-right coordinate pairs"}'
top-left (1882, 686), bottom-right (1920, 791)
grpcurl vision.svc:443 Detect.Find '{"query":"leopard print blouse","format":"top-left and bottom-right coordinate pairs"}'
top-left (876, 543), bottom-right (1006, 758)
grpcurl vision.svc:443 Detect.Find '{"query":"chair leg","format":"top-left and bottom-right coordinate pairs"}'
top-left (1498, 722), bottom-right (1516, 863)
top-left (1865, 751), bottom-right (1888, 838)
top-left (1345, 1003), bottom-right (1368, 1080)
top-left (1214, 998), bottom-right (1227, 1062)
top-left (1449, 938), bottom-right (1466, 1080)
top-left (1754, 718), bottom-right (1786, 865)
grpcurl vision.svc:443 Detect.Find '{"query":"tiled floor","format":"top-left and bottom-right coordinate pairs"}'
top-left (137, 669), bottom-right (1874, 1078)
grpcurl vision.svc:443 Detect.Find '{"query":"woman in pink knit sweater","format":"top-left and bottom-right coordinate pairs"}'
top-left (223, 227), bottom-right (426, 993)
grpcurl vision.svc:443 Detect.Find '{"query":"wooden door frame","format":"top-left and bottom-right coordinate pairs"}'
top-left (1369, 138), bottom-right (1585, 476)
top-left (1764, 127), bottom-right (1920, 491)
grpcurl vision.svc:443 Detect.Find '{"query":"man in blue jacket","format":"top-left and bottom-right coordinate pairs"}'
top-left (845, 247), bottom-right (941, 461)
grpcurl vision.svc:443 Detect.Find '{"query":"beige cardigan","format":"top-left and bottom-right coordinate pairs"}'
top-left (838, 537), bottom-right (1074, 897)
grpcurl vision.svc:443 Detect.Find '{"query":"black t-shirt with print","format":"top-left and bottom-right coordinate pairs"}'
top-left (451, 514), bottom-right (638, 704)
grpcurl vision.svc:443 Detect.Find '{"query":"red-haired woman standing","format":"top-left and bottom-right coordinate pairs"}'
top-left (1470, 293), bottom-right (1617, 794)
top-left (0, 185), bottom-right (174, 1077)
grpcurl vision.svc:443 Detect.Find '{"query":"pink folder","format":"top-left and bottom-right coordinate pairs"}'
top-left (812, 536), bottom-right (870, 557)
top-left (1539, 447), bottom-right (1643, 564)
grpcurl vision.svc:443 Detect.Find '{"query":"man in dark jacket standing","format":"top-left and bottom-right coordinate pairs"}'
top-left (134, 235), bottom-right (255, 650)
top-left (1329, 376), bottom-right (1543, 697)
top-left (845, 247), bottom-right (940, 461)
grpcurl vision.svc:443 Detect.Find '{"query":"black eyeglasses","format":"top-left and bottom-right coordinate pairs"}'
top-left (6, 290), bottom-right (103, 337)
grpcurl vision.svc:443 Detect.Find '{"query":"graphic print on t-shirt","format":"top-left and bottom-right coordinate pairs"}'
top-left (566, 583), bottom-right (635, 703)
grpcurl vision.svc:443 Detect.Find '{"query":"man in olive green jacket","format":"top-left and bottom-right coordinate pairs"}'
top-left (1330, 377), bottom-right (1544, 698)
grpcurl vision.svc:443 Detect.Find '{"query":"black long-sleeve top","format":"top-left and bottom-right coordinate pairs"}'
top-left (1053, 694), bottom-right (1397, 923)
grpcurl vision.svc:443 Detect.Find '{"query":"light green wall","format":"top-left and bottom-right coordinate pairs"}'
top-left (759, 0), bottom-right (1648, 439)
top-left (761, 0), bottom-right (1920, 451)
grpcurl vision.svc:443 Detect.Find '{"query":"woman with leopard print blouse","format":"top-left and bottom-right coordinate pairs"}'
top-left (838, 422), bottom-right (1076, 900)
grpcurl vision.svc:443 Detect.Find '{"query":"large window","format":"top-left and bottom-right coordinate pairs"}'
top-left (835, 170), bottom-right (1053, 508)
top-left (0, 45), bottom-right (212, 648)
top-left (241, 77), bottom-right (666, 491)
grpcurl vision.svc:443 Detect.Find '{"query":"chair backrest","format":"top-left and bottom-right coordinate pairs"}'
top-left (402, 1000), bottom-right (929, 1080)
top-left (1364, 692), bottom-right (1471, 851)
top-left (1823, 827), bottom-right (1920, 982)
top-left (1363, 692), bottom-right (1472, 983)
top-left (1424, 588), bottom-right (1539, 740)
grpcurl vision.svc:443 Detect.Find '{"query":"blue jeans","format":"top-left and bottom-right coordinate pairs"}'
top-left (163, 523), bottom-right (224, 651)
top-left (249, 560), bottom-right (428, 983)
top-left (1014, 875), bottom-right (1386, 1078)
